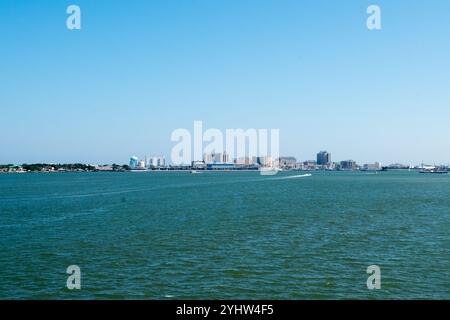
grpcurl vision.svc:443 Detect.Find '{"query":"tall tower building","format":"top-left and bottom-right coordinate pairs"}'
top-left (317, 151), bottom-right (331, 165)
top-left (129, 156), bottom-right (139, 169)
top-left (222, 151), bottom-right (230, 163)
top-left (213, 152), bottom-right (222, 163)
top-left (203, 153), bottom-right (213, 164)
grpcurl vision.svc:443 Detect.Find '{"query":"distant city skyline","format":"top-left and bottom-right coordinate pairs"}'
top-left (1, 0), bottom-right (449, 165)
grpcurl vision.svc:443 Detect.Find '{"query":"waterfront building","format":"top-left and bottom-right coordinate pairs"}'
top-left (303, 160), bottom-right (317, 170)
top-left (255, 156), bottom-right (273, 167)
top-left (213, 152), bottom-right (223, 163)
top-left (340, 160), bottom-right (357, 170)
top-left (137, 160), bottom-right (146, 169)
top-left (222, 151), bottom-right (230, 163)
top-left (279, 157), bottom-right (297, 169)
top-left (148, 156), bottom-right (165, 168)
top-left (235, 157), bottom-right (252, 165)
top-left (207, 163), bottom-right (235, 170)
top-left (203, 151), bottom-right (230, 164)
top-left (293, 162), bottom-right (305, 170)
top-left (129, 156), bottom-right (139, 169)
top-left (203, 153), bottom-right (213, 164)
top-left (362, 162), bottom-right (382, 171)
top-left (325, 162), bottom-right (336, 170)
top-left (317, 151), bottom-right (331, 165)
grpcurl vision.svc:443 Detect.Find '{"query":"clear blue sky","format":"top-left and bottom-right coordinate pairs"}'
top-left (1, 0), bottom-right (449, 165)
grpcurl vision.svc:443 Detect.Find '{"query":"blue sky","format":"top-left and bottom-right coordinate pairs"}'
top-left (1, 0), bottom-right (449, 165)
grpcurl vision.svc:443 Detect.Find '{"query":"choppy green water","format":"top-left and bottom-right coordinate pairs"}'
top-left (0, 171), bottom-right (449, 299)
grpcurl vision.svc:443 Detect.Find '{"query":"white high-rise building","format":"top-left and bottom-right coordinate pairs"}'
top-left (222, 151), bottom-right (230, 163)
top-left (148, 156), bottom-right (165, 168)
top-left (213, 152), bottom-right (222, 163)
top-left (203, 153), bottom-right (213, 164)
top-left (235, 157), bottom-right (251, 165)
top-left (203, 152), bottom-right (227, 164)
top-left (137, 160), bottom-right (146, 169)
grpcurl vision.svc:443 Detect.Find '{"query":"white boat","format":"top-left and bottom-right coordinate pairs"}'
top-left (259, 167), bottom-right (282, 176)
top-left (190, 170), bottom-right (201, 174)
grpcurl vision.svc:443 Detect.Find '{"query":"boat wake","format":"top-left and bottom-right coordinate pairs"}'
top-left (269, 173), bottom-right (312, 180)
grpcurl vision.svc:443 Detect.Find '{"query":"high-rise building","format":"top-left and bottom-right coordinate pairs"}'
top-left (203, 153), bottom-right (213, 164)
top-left (129, 156), bottom-right (139, 169)
top-left (149, 156), bottom-right (166, 168)
top-left (222, 151), bottom-right (230, 163)
top-left (235, 157), bottom-right (251, 165)
top-left (213, 152), bottom-right (222, 163)
top-left (203, 151), bottom-right (230, 164)
top-left (317, 151), bottom-right (331, 165)
top-left (137, 160), bottom-right (146, 169)
top-left (148, 156), bottom-right (165, 168)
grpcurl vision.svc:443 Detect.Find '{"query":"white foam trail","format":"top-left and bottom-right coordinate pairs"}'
top-left (270, 174), bottom-right (312, 180)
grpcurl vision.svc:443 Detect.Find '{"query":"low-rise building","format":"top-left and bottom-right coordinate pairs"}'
top-left (362, 162), bottom-right (382, 171)
top-left (340, 160), bottom-right (358, 170)
top-left (207, 163), bottom-right (235, 170)
top-left (279, 157), bottom-right (297, 169)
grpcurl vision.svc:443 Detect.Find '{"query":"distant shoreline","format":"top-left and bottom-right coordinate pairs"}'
top-left (1, 163), bottom-right (448, 174)
top-left (1, 168), bottom-right (438, 174)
